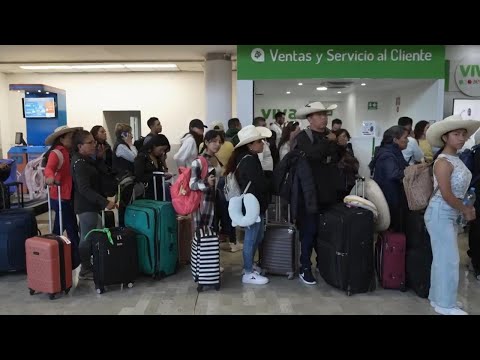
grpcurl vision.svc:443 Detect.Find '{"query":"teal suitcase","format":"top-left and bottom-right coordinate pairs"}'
top-left (124, 174), bottom-right (178, 278)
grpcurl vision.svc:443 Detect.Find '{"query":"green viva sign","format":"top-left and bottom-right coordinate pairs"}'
top-left (237, 45), bottom-right (445, 80)
top-left (261, 108), bottom-right (297, 120)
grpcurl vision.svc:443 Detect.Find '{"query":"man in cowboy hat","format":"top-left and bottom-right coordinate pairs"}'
top-left (294, 102), bottom-right (339, 285)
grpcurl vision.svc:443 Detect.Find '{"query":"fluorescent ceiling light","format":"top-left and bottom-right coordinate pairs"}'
top-left (316, 86), bottom-right (328, 91)
top-left (286, 91), bottom-right (291, 94)
top-left (126, 63), bottom-right (177, 68)
top-left (361, 83), bottom-right (366, 86)
top-left (20, 63), bottom-right (178, 70)
top-left (337, 91), bottom-right (342, 94)
top-left (298, 82), bottom-right (303, 86)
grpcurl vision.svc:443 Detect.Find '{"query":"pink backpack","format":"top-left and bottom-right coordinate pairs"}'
top-left (171, 156), bottom-right (208, 216)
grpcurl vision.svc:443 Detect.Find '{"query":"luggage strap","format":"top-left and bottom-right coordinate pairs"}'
top-left (85, 229), bottom-right (114, 245)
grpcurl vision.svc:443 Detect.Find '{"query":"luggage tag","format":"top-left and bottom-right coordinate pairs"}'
top-left (59, 235), bottom-right (71, 245)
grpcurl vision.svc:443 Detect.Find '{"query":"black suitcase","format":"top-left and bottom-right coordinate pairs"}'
top-left (86, 212), bottom-right (139, 294)
top-left (0, 208), bottom-right (38, 272)
top-left (316, 202), bottom-right (375, 295)
top-left (405, 210), bottom-right (432, 298)
top-left (259, 196), bottom-right (298, 279)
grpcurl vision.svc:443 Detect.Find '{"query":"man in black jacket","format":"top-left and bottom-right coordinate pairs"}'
top-left (294, 102), bottom-right (339, 285)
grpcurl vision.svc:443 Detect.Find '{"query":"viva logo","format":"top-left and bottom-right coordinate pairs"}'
top-left (459, 64), bottom-right (480, 79)
top-left (261, 108), bottom-right (297, 120)
top-left (455, 58), bottom-right (480, 97)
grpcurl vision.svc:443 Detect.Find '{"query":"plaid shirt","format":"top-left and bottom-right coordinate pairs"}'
top-left (189, 154), bottom-right (221, 230)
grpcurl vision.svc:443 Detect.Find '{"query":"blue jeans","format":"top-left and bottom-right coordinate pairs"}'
top-left (298, 213), bottom-right (318, 270)
top-left (243, 214), bottom-right (265, 273)
top-left (50, 199), bottom-right (81, 270)
top-left (425, 198), bottom-right (460, 308)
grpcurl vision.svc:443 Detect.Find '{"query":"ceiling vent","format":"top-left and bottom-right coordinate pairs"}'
top-left (320, 81), bottom-right (354, 89)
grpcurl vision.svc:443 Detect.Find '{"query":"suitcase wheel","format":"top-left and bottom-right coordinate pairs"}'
top-left (287, 273), bottom-right (295, 280)
top-left (64, 288), bottom-right (70, 295)
top-left (48, 294), bottom-right (55, 300)
top-left (96, 288), bottom-right (105, 294)
top-left (346, 291), bottom-right (352, 297)
top-left (400, 283), bottom-right (407, 292)
top-left (197, 285), bottom-right (204, 293)
top-left (214, 284), bottom-right (221, 291)
top-left (29, 288), bottom-right (35, 296)
top-left (125, 282), bottom-right (134, 289)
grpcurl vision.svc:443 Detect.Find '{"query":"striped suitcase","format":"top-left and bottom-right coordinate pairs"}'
top-left (191, 226), bottom-right (220, 292)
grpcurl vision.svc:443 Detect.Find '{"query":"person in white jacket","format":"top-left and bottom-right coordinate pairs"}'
top-left (173, 119), bottom-right (207, 169)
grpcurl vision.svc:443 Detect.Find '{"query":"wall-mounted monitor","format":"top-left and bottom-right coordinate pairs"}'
top-left (22, 97), bottom-right (57, 118)
top-left (453, 98), bottom-right (480, 120)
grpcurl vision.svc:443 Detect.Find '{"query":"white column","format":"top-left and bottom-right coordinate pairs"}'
top-left (236, 80), bottom-right (254, 128)
top-left (204, 53), bottom-right (232, 129)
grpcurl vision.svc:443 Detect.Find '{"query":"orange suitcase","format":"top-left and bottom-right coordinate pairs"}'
top-left (26, 184), bottom-right (72, 300)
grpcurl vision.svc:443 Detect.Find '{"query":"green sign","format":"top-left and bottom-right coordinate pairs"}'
top-left (238, 45), bottom-right (445, 80)
top-left (368, 102), bottom-right (378, 110)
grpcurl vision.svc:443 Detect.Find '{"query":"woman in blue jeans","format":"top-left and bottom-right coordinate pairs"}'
top-left (425, 115), bottom-right (480, 315)
top-left (224, 125), bottom-right (272, 285)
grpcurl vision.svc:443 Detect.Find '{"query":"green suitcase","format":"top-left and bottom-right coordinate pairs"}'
top-left (125, 200), bottom-right (178, 278)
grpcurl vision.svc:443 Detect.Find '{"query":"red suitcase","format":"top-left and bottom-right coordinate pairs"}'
top-left (26, 185), bottom-right (72, 300)
top-left (375, 231), bottom-right (406, 291)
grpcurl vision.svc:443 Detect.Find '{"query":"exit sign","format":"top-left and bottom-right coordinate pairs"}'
top-left (368, 101), bottom-right (378, 110)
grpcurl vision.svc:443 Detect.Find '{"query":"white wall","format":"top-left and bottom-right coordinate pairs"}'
top-left (444, 45), bottom-right (480, 117)
top-left (4, 72), bottom-right (205, 153)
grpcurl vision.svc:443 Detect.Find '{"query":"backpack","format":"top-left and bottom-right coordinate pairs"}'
top-left (171, 156), bottom-right (208, 216)
top-left (403, 162), bottom-right (434, 211)
top-left (133, 136), bottom-right (145, 150)
top-left (224, 155), bottom-right (252, 201)
top-left (460, 145), bottom-right (480, 186)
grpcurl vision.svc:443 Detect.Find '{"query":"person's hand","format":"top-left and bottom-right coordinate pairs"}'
top-left (97, 143), bottom-right (105, 158)
top-left (207, 175), bottom-right (215, 187)
top-left (327, 132), bottom-right (336, 141)
top-left (106, 201), bottom-right (117, 210)
top-left (45, 177), bottom-right (55, 185)
top-left (463, 206), bottom-right (476, 222)
top-left (164, 173), bottom-right (173, 180)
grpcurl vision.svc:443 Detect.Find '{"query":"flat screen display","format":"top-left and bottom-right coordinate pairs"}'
top-left (23, 97), bottom-right (56, 118)
top-left (453, 98), bottom-right (480, 120)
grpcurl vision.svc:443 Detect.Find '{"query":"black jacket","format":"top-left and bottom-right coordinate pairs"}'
top-left (134, 152), bottom-right (166, 200)
top-left (71, 153), bottom-right (109, 215)
top-left (112, 140), bottom-right (135, 177)
top-left (235, 150), bottom-right (270, 213)
top-left (294, 128), bottom-right (339, 207)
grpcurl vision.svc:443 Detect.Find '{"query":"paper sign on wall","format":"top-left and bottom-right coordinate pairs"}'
top-left (362, 121), bottom-right (376, 136)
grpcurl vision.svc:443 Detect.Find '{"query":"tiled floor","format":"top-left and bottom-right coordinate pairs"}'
top-left (1, 213), bottom-right (479, 315)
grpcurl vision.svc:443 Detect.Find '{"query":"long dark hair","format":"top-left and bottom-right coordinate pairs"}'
top-left (139, 134), bottom-right (170, 154)
top-left (278, 121), bottom-right (300, 150)
top-left (224, 145), bottom-right (249, 175)
top-left (43, 137), bottom-right (65, 166)
top-left (414, 120), bottom-right (429, 142)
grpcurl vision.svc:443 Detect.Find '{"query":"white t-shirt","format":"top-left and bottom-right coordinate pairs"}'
top-left (270, 122), bottom-right (283, 147)
top-left (402, 136), bottom-right (424, 165)
top-left (258, 141), bottom-right (273, 171)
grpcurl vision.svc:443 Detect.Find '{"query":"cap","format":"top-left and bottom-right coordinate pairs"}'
top-left (212, 122), bottom-right (225, 132)
top-left (189, 119), bottom-right (207, 130)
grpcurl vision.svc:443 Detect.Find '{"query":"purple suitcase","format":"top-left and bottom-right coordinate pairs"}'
top-left (376, 231), bottom-right (406, 291)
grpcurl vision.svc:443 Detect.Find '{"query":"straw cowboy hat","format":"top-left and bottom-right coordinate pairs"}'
top-left (296, 102), bottom-right (338, 120)
top-left (426, 114), bottom-right (480, 148)
top-left (350, 178), bottom-right (390, 232)
top-left (45, 125), bottom-right (83, 145)
top-left (235, 125), bottom-right (272, 149)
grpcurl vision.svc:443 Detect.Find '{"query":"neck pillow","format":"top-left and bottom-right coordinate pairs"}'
top-left (228, 193), bottom-right (261, 228)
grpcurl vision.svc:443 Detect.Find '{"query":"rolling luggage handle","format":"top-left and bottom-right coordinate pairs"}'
top-left (266, 195), bottom-right (291, 224)
top-left (46, 182), bottom-right (63, 236)
top-left (152, 171), bottom-right (166, 201)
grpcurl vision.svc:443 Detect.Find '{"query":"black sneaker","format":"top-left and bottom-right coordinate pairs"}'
top-left (299, 268), bottom-right (317, 285)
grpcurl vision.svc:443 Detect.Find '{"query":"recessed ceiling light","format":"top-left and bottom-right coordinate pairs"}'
top-left (26, 92), bottom-right (29, 94)
top-left (286, 91), bottom-right (291, 94)
top-left (46, 92), bottom-right (50, 94)
top-left (37, 90), bottom-right (41, 93)
top-left (361, 83), bottom-right (366, 86)
top-left (298, 82), bottom-right (303, 86)
top-left (17, 90), bottom-right (20, 93)
top-left (337, 91), bottom-right (342, 94)
top-left (316, 86), bottom-right (328, 91)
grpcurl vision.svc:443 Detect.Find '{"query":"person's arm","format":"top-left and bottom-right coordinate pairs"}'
top-left (44, 151), bottom-right (60, 184)
top-left (435, 158), bottom-right (476, 220)
top-left (73, 159), bottom-right (109, 209)
top-left (175, 137), bottom-right (196, 166)
top-left (189, 158), bottom-right (210, 192)
top-left (295, 131), bottom-right (334, 161)
top-left (237, 156), bottom-right (268, 196)
top-left (116, 144), bottom-right (137, 163)
top-left (134, 154), bottom-right (153, 183)
top-left (382, 154), bottom-right (406, 181)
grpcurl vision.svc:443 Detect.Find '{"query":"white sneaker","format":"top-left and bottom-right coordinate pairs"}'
top-left (242, 272), bottom-right (269, 285)
top-left (242, 263), bottom-right (265, 275)
top-left (229, 242), bottom-right (243, 252)
top-left (434, 306), bottom-right (468, 315)
top-left (430, 300), bottom-right (463, 309)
